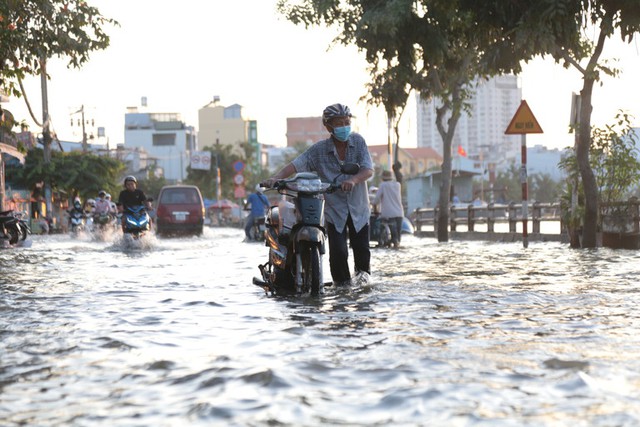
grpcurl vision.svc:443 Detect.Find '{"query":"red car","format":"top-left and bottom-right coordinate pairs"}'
top-left (155, 185), bottom-right (205, 237)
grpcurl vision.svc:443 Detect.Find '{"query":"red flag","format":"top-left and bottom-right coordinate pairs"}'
top-left (457, 145), bottom-right (467, 157)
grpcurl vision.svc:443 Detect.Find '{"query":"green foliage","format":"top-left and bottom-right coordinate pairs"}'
top-left (138, 166), bottom-right (167, 201)
top-left (6, 147), bottom-right (125, 202)
top-left (479, 167), bottom-right (562, 204)
top-left (559, 111), bottom-right (640, 222)
top-left (0, 0), bottom-right (117, 97)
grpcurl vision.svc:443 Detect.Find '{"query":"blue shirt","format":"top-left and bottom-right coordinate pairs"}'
top-left (247, 192), bottom-right (269, 217)
top-left (291, 132), bottom-right (373, 233)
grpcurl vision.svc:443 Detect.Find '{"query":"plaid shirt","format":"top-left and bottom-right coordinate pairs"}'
top-left (291, 132), bottom-right (373, 233)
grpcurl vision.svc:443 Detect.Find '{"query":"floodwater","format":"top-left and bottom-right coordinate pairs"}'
top-left (1, 228), bottom-right (640, 426)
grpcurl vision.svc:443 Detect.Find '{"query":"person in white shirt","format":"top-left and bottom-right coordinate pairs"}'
top-left (372, 170), bottom-right (404, 248)
top-left (94, 190), bottom-right (111, 216)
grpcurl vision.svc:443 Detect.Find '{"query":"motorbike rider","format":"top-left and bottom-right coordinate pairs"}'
top-left (372, 170), bottom-right (404, 248)
top-left (94, 191), bottom-right (111, 216)
top-left (67, 198), bottom-right (85, 226)
top-left (105, 193), bottom-right (117, 215)
top-left (243, 184), bottom-right (270, 241)
top-left (117, 176), bottom-right (149, 232)
top-left (261, 103), bottom-right (374, 286)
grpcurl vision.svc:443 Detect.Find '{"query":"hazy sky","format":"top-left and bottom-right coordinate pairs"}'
top-left (7, 0), bottom-right (640, 152)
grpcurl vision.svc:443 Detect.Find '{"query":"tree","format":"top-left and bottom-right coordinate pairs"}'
top-left (0, 0), bottom-right (116, 97)
top-left (7, 148), bottom-right (125, 202)
top-left (277, 0), bottom-right (531, 242)
top-left (560, 111), bottom-right (640, 244)
top-left (472, 0), bottom-right (640, 247)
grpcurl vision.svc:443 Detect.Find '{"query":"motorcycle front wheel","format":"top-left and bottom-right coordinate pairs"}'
top-left (302, 245), bottom-right (322, 295)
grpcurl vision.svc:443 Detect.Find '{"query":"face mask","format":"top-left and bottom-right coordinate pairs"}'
top-left (332, 125), bottom-right (351, 142)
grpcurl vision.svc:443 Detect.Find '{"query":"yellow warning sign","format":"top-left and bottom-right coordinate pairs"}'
top-left (505, 100), bottom-right (543, 135)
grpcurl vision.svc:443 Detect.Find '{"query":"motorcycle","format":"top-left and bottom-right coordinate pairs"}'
top-left (253, 163), bottom-right (360, 296)
top-left (69, 210), bottom-right (86, 236)
top-left (248, 215), bottom-right (266, 242)
top-left (370, 214), bottom-right (414, 248)
top-left (370, 213), bottom-right (394, 248)
top-left (123, 205), bottom-right (151, 239)
top-left (0, 210), bottom-right (30, 245)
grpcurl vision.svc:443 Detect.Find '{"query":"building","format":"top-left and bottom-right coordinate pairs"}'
top-left (527, 145), bottom-right (568, 182)
top-left (368, 144), bottom-right (442, 179)
top-left (416, 75), bottom-right (522, 171)
top-left (405, 170), bottom-right (479, 214)
top-left (286, 117), bottom-right (326, 147)
top-left (124, 108), bottom-right (196, 183)
top-left (198, 96), bottom-right (254, 151)
top-left (198, 96), bottom-right (261, 174)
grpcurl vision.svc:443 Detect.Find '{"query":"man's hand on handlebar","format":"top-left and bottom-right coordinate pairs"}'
top-left (260, 178), bottom-right (276, 189)
top-left (341, 179), bottom-right (356, 192)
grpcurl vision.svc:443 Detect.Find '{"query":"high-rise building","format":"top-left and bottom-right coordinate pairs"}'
top-left (416, 75), bottom-right (522, 171)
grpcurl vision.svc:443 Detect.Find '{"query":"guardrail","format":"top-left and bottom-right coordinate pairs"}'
top-left (412, 201), bottom-right (565, 241)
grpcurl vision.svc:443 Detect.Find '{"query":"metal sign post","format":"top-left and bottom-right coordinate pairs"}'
top-left (505, 100), bottom-right (543, 248)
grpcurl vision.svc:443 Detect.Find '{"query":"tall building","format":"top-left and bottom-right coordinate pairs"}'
top-left (416, 75), bottom-right (522, 171)
top-left (198, 96), bottom-right (253, 152)
top-left (124, 107), bottom-right (197, 183)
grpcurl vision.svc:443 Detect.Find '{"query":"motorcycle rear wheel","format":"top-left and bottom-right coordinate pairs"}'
top-left (7, 225), bottom-right (19, 245)
top-left (378, 223), bottom-right (392, 248)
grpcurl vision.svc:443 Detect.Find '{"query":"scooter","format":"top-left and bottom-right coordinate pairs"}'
top-left (371, 214), bottom-right (394, 248)
top-left (0, 210), bottom-right (30, 245)
top-left (69, 210), bottom-right (85, 236)
top-left (123, 205), bottom-right (151, 239)
top-left (253, 163), bottom-right (360, 296)
top-left (249, 216), bottom-right (266, 242)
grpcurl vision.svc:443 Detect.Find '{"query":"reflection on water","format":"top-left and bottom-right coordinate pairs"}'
top-left (1, 229), bottom-right (640, 426)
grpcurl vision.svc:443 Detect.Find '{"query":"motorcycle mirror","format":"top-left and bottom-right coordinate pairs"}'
top-left (340, 162), bottom-right (360, 175)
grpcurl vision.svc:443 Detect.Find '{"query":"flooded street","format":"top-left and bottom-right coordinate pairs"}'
top-left (1, 228), bottom-right (640, 426)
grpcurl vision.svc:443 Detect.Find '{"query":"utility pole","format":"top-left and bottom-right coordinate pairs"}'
top-left (41, 57), bottom-right (53, 217)
top-left (71, 105), bottom-right (89, 152)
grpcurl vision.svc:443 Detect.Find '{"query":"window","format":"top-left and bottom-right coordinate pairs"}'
top-left (153, 133), bottom-right (176, 146)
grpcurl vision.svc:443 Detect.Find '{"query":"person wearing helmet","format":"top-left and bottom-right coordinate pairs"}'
top-left (117, 176), bottom-right (149, 230)
top-left (243, 183), bottom-right (269, 241)
top-left (104, 193), bottom-right (117, 215)
top-left (94, 190), bottom-right (111, 216)
top-left (261, 103), bottom-right (374, 286)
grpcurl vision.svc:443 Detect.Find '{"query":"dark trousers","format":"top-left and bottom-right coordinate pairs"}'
top-left (389, 217), bottom-right (403, 244)
top-left (327, 215), bottom-right (370, 283)
top-left (244, 214), bottom-right (257, 238)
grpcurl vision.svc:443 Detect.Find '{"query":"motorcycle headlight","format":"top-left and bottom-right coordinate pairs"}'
top-left (287, 179), bottom-right (330, 192)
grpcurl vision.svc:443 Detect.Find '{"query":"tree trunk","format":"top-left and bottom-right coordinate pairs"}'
top-left (435, 103), bottom-right (462, 243)
top-left (577, 79), bottom-right (598, 248)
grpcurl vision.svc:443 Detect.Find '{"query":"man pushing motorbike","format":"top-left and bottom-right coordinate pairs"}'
top-left (261, 103), bottom-right (373, 286)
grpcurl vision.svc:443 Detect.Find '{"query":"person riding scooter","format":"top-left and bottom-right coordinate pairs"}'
top-left (117, 176), bottom-right (150, 233)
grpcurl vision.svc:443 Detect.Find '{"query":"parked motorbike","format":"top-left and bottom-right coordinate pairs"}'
top-left (123, 205), bottom-right (151, 239)
top-left (0, 209), bottom-right (30, 245)
top-left (253, 163), bottom-right (360, 296)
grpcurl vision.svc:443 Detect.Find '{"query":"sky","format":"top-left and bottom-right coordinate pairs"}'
top-left (6, 0), bottom-right (640, 152)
